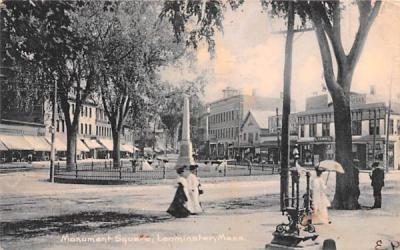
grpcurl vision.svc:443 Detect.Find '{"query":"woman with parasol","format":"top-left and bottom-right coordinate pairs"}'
top-left (312, 166), bottom-right (332, 225)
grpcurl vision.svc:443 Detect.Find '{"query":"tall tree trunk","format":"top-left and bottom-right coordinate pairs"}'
top-left (331, 87), bottom-right (360, 209)
top-left (112, 130), bottom-right (121, 168)
top-left (66, 124), bottom-right (77, 170)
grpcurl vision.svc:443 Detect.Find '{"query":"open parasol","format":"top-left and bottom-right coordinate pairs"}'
top-left (318, 160), bottom-right (345, 185)
top-left (318, 160), bottom-right (345, 173)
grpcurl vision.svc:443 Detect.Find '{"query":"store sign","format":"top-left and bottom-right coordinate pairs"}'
top-left (315, 136), bottom-right (333, 142)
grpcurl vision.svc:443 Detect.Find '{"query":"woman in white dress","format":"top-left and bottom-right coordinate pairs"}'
top-left (186, 165), bottom-right (203, 214)
top-left (141, 159), bottom-right (154, 171)
top-left (312, 167), bottom-right (331, 224)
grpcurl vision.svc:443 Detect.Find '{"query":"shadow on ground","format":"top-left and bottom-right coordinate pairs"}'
top-left (0, 194), bottom-right (280, 241)
top-left (0, 211), bottom-right (173, 241)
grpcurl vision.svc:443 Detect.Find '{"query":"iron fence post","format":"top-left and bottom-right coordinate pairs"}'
top-left (291, 172), bottom-right (295, 207)
top-left (224, 165), bottom-right (226, 176)
top-left (119, 165), bottom-right (122, 180)
top-left (91, 161), bottom-right (94, 171)
top-left (75, 163), bottom-right (78, 179)
top-left (105, 160), bottom-right (107, 169)
top-left (163, 165), bottom-right (166, 179)
top-left (249, 162), bottom-right (252, 176)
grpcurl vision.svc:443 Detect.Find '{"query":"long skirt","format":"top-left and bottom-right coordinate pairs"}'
top-left (167, 185), bottom-right (191, 218)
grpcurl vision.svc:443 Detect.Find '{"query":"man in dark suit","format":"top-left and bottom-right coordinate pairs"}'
top-left (370, 162), bottom-right (385, 208)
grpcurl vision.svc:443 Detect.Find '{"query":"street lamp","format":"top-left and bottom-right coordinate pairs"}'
top-left (267, 145), bottom-right (317, 248)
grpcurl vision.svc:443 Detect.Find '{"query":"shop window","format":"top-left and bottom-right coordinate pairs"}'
top-left (243, 133), bottom-right (247, 142)
top-left (322, 122), bottom-right (330, 136)
top-left (248, 133), bottom-right (253, 144)
top-left (300, 124), bottom-right (305, 137)
top-left (388, 119), bottom-right (394, 135)
top-left (352, 120), bottom-right (362, 135)
top-left (397, 120), bottom-right (400, 135)
top-left (369, 119), bottom-right (380, 135)
top-left (309, 123), bottom-right (317, 137)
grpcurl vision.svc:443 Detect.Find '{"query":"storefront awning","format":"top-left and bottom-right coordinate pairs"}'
top-left (98, 139), bottom-right (113, 151)
top-left (83, 139), bottom-right (104, 149)
top-left (120, 144), bottom-right (134, 153)
top-left (46, 136), bottom-right (67, 152)
top-left (23, 136), bottom-right (51, 151)
top-left (77, 139), bottom-right (90, 152)
top-left (0, 135), bottom-right (33, 150)
top-left (0, 141), bottom-right (8, 150)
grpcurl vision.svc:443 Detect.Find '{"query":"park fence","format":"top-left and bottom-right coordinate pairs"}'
top-left (54, 160), bottom-right (280, 183)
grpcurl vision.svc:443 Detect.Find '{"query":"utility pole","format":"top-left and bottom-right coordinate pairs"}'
top-left (272, 3), bottom-right (314, 212)
top-left (279, 0), bottom-right (295, 211)
top-left (385, 58), bottom-right (395, 172)
top-left (268, 3), bottom-right (320, 249)
top-left (49, 80), bottom-right (57, 183)
top-left (276, 107), bottom-right (280, 164)
top-left (237, 106), bottom-right (241, 160)
top-left (372, 109), bottom-right (377, 164)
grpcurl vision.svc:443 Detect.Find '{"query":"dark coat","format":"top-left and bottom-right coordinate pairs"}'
top-left (371, 168), bottom-right (385, 188)
top-left (167, 183), bottom-right (190, 218)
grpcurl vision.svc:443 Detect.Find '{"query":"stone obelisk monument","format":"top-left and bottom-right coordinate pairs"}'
top-left (175, 95), bottom-right (195, 169)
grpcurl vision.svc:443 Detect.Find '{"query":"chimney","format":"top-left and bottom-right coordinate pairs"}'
top-left (370, 85), bottom-right (376, 95)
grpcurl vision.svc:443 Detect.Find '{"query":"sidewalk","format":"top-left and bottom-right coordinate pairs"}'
top-left (1, 171), bottom-right (399, 250)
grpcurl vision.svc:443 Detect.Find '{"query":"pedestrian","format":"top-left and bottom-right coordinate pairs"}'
top-left (312, 167), bottom-right (331, 224)
top-left (186, 165), bottom-right (203, 214)
top-left (235, 154), bottom-right (240, 165)
top-left (370, 162), bottom-right (385, 209)
top-left (167, 166), bottom-right (192, 218)
top-left (216, 158), bottom-right (227, 173)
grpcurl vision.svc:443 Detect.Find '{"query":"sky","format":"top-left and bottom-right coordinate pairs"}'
top-left (160, 1), bottom-right (400, 111)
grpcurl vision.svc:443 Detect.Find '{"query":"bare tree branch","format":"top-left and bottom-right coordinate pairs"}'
top-left (348, 0), bottom-right (382, 74)
top-left (311, 2), bottom-right (346, 67)
top-left (309, 5), bottom-right (342, 94)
